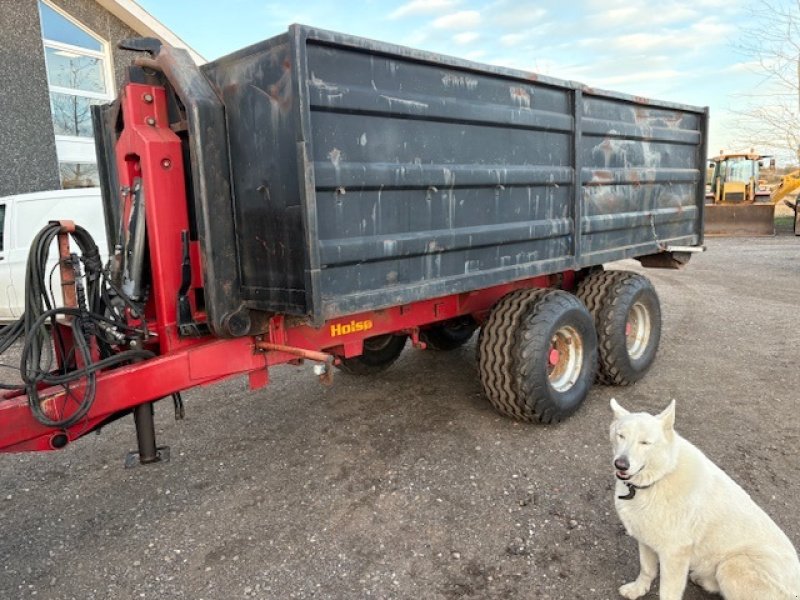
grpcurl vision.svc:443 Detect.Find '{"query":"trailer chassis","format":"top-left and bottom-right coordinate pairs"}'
top-left (0, 81), bottom-right (575, 458)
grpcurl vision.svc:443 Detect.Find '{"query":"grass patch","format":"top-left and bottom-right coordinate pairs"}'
top-left (775, 215), bottom-right (797, 234)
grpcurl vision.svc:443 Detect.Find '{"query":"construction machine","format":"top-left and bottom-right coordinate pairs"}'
top-left (705, 151), bottom-right (800, 235)
top-left (772, 170), bottom-right (800, 235)
top-left (705, 151), bottom-right (775, 236)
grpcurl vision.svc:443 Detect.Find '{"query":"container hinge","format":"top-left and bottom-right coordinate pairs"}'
top-left (177, 230), bottom-right (210, 337)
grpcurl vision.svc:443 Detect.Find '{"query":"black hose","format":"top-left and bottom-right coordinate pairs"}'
top-left (0, 223), bottom-right (152, 428)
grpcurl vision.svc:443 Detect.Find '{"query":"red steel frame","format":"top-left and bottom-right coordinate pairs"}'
top-left (0, 82), bottom-right (575, 454)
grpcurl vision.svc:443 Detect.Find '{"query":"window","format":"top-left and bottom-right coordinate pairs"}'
top-left (59, 163), bottom-right (99, 189)
top-left (39, 2), bottom-right (103, 51)
top-left (50, 92), bottom-right (103, 138)
top-left (39, 1), bottom-right (112, 189)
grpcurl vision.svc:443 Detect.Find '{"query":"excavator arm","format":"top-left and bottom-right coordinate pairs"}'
top-left (771, 169), bottom-right (800, 204)
top-left (771, 170), bottom-right (800, 235)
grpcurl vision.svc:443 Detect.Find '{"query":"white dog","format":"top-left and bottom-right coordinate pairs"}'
top-left (609, 398), bottom-right (800, 600)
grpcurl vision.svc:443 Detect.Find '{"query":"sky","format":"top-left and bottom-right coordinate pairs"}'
top-left (137, 0), bottom-right (778, 161)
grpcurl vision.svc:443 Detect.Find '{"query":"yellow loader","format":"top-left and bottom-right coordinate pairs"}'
top-left (705, 152), bottom-right (800, 235)
top-left (705, 152), bottom-right (773, 236)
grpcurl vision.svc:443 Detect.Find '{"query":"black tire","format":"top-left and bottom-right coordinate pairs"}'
top-left (575, 269), bottom-right (627, 319)
top-left (478, 289), bottom-right (598, 424)
top-left (420, 316), bottom-right (478, 351)
top-left (336, 334), bottom-right (407, 375)
top-left (575, 269), bottom-right (628, 384)
top-left (594, 273), bottom-right (661, 385)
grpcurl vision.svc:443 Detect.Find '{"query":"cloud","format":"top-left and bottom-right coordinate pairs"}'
top-left (401, 29), bottom-right (430, 47)
top-left (612, 33), bottom-right (667, 52)
top-left (579, 16), bottom-right (736, 52)
top-left (390, 0), bottom-right (460, 19)
top-left (487, 3), bottom-right (546, 27)
top-left (499, 32), bottom-right (526, 47)
top-left (690, 16), bottom-right (734, 37)
top-left (453, 31), bottom-right (479, 44)
top-left (588, 3), bottom-right (699, 27)
top-left (591, 68), bottom-right (685, 87)
top-left (718, 60), bottom-right (761, 75)
top-left (432, 10), bottom-right (481, 29)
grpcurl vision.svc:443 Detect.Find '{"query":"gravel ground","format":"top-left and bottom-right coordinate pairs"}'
top-left (1, 232), bottom-right (799, 600)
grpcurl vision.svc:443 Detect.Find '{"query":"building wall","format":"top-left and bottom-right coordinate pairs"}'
top-left (0, 0), bottom-right (139, 197)
top-left (0, 0), bottom-right (61, 196)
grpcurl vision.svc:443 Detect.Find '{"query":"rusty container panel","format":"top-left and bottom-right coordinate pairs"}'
top-left (579, 97), bottom-right (705, 266)
top-left (203, 37), bottom-right (308, 315)
top-left (201, 25), bottom-right (707, 324)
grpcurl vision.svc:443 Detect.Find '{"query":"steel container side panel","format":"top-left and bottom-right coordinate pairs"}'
top-left (202, 36), bottom-right (310, 314)
top-left (578, 95), bottom-right (704, 262)
top-left (303, 41), bottom-right (577, 321)
top-left (200, 25), bottom-right (707, 322)
top-left (696, 108), bottom-right (710, 244)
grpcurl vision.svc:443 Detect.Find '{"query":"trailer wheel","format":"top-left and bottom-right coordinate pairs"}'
top-left (594, 273), bottom-right (661, 385)
top-left (478, 289), bottom-right (598, 424)
top-left (576, 269), bottom-right (627, 384)
top-left (420, 316), bottom-right (477, 351)
top-left (336, 334), bottom-right (408, 375)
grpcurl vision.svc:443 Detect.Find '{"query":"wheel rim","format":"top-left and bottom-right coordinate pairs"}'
top-left (625, 301), bottom-right (652, 360)
top-left (547, 325), bottom-right (584, 392)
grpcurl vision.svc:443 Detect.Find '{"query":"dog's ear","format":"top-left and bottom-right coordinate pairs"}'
top-left (658, 399), bottom-right (676, 431)
top-left (610, 398), bottom-right (629, 419)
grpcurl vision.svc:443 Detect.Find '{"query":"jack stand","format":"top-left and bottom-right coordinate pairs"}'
top-left (124, 402), bottom-right (170, 468)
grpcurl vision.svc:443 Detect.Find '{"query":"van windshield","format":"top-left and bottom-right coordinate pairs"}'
top-left (0, 204), bottom-right (5, 252)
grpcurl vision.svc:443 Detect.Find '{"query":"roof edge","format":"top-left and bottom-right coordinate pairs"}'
top-left (94, 0), bottom-right (206, 64)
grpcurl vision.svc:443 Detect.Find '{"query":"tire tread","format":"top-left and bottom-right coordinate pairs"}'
top-left (595, 273), bottom-right (661, 386)
top-left (478, 289), bottom-right (597, 424)
top-left (576, 270), bottom-right (627, 384)
top-left (478, 288), bottom-right (548, 420)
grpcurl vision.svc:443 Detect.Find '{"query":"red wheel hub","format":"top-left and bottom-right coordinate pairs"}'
top-left (549, 348), bottom-right (560, 366)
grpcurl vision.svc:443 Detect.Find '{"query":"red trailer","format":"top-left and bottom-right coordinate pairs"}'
top-left (0, 27), bottom-right (707, 463)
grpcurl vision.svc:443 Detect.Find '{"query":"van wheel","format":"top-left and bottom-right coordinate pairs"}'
top-left (420, 317), bottom-right (477, 350)
top-left (337, 334), bottom-right (407, 375)
top-left (478, 289), bottom-right (598, 423)
top-left (595, 273), bottom-right (661, 385)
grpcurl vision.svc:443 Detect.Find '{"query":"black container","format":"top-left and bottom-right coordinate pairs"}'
top-left (99, 25), bottom-right (708, 334)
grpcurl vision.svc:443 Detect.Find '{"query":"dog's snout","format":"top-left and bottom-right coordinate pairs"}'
top-left (614, 457), bottom-right (630, 472)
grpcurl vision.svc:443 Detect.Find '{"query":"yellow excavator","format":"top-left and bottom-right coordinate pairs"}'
top-left (774, 171), bottom-right (800, 235)
top-left (705, 151), bottom-right (800, 236)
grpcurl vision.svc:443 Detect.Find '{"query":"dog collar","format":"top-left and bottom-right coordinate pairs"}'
top-left (617, 481), bottom-right (652, 500)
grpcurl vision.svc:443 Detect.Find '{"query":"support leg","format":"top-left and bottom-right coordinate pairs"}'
top-left (125, 402), bottom-right (170, 467)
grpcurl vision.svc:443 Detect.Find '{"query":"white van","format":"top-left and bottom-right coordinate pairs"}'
top-left (0, 188), bottom-right (108, 323)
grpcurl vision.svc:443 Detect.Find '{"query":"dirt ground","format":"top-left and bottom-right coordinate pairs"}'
top-left (1, 231), bottom-right (799, 600)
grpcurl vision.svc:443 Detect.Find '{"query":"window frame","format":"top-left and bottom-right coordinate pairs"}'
top-left (38, 0), bottom-right (115, 188)
top-left (45, 40), bottom-right (111, 101)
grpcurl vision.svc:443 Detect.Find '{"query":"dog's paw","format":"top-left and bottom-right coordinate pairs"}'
top-left (618, 581), bottom-right (650, 599)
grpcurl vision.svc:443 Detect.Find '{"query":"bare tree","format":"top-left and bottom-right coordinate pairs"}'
top-left (734, 1), bottom-right (800, 161)
top-left (49, 53), bottom-right (102, 138)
